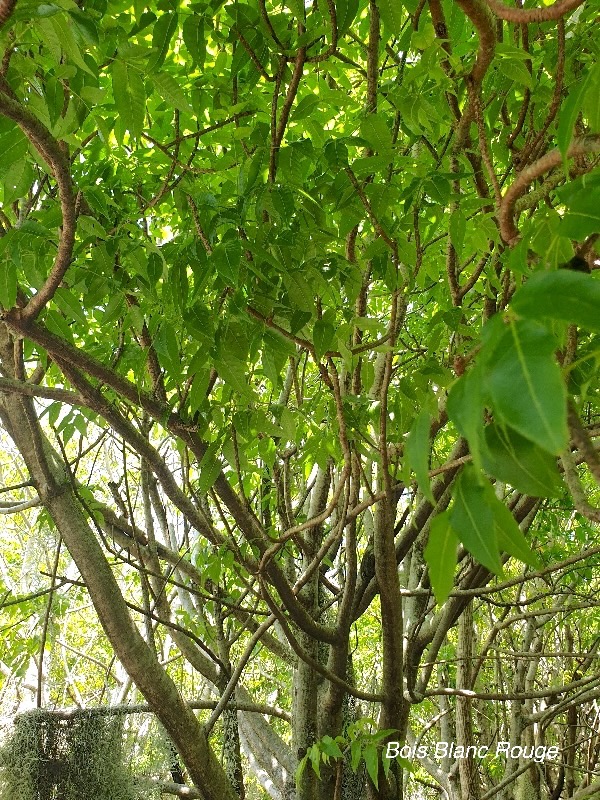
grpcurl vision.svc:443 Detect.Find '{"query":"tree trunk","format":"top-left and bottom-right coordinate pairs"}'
top-left (456, 600), bottom-right (479, 800)
top-left (292, 466), bottom-right (330, 800)
top-left (0, 328), bottom-right (238, 800)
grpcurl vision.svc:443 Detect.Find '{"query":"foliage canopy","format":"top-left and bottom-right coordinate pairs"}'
top-left (0, 0), bottom-right (599, 798)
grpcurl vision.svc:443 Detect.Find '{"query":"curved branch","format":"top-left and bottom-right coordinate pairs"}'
top-left (306, 0), bottom-right (338, 63)
top-left (486, 0), bottom-right (585, 23)
top-left (499, 135), bottom-right (600, 245)
top-left (0, 91), bottom-right (76, 321)
top-left (453, 0), bottom-right (496, 146)
top-left (561, 450), bottom-right (600, 523)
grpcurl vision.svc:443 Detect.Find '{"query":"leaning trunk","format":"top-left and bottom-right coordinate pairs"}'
top-left (0, 329), bottom-right (238, 800)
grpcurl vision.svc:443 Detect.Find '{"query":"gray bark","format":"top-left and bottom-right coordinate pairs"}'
top-left (456, 600), bottom-right (479, 800)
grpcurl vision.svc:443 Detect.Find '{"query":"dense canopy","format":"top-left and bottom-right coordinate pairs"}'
top-left (0, 0), bottom-right (599, 798)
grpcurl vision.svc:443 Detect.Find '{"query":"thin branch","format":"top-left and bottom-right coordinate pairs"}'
top-left (345, 167), bottom-right (397, 254)
top-left (422, 671), bottom-right (600, 700)
top-left (269, 47), bottom-right (307, 181)
top-left (13, 699), bottom-right (290, 721)
top-left (486, 0), bottom-right (585, 23)
top-left (186, 194), bottom-right (213, 254)
top-left (0, 376), bottom-right (84, 405)
top-left (205, 614), bottom-right (277, 734)
top-left (499, 135), bottom-right (600, 245)
top-left (0, 496), bottom-right (41, 513)
top-left (236, 31), bottom-right (274, 81)
top-left (0, 91), bottom-right (76, 321)
top-left (165, 111), bottom-right (255, 147)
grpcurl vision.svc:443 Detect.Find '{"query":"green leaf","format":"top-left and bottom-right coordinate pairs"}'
top-left (291, 95), bottom-right (320, 122)
top-left (152, 71), bottom-right (194, 114)
top-left (378, 0), bottom-right (404, 34)
top-left (405, 409), bottom-right (434, 503)
top-left (54, 288), bottom-right (87, 325)
top-left (212, 240), bottom-right (242, 285)
top-left (287, 0), bottom-right (305, 21)
top-left (557, 72), bottom-right (593, 162)
top-left (78, 215), bottom-right (107, 240)
top-left (449, 211), bottom-right (466, 257)
top-left (68, 9), bottom-right (99, 44)
top-left (360, 115), bottom-right (393, 158)
top-left (424, 511), bottom-right (458, 605)
top-left (0, 126), bottom-right (28, 178)
top-left (351, 154), bottom-right (395, 178)
top-left (560, 192), bottom-right (600, 239)
top-left (150, 13), bottom-right (179, 72)
top-left (0, 260), bottom-right (17, 309)
top-left (170, 261), bottom-right (189, 311)
top-left (3, 160), bottom-right (34, 205)
top-left (483, 482), bottom-right (540, 569)
top-left (155, 323), bottom-right (181, 377)
top-left (320, 735), bottom-right (343, 759)
top-left (485, 319), bottom-right (567, 455)
top-left (197, 442), bottom-right (221, 495)
top-left (218, 353), bottom-right (254, 400)
top-left (295, 755), bottom-right (308, 783)
top-left (411, 22), bottom-right (435, 50)
top-left (46, 309), bottom-right (75, 343)
top-left (350, 738), bottom-right (362, 772)
top-left (308, 744), bottom-right (321, 778)
top-left (44, 76), bottom-right (64, 128)
top-left (498, 58), bottom-right (533, 89)
top-left (147, 252), bottom-right (164, 285)
top-left (36, 4), bottom-right (61, 16)
top-left (323, 139), bottom-right (349, 168)
top-left (183, 15), bottom-right (206, 68)
top-left (451, 465), bottom-right (503, 574)
top-left (336, 0), bottom-right (359, 34)
top-left (112, 60), bottom-right (146, 140)
top-left (582, 64), bottom-right (600, 131)
top-left (512, 270), bottom-right (600, 333)
top-left (127, 303), bottom-right (145, 335)
top-left (284, 270), bottom-right (314, 312)
top-left (447, 368), bottom-right (484, 470)
top-left (363, 743), bottom-right (379, 789)
top-left (483, 423), bottom-right (563, 498)
top-left (270, 186), bottom-right (295, 226)
top-left (50, 13), bottom-right (95, 76)
top-left (313, 318), bottom-right (335, 360)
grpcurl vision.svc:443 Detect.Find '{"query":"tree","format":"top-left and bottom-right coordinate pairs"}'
top-left (0, 0), bottom-right (599, 798)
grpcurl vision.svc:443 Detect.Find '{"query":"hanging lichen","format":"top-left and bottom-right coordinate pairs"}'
top-left (0, 709), bottom-right (137, 800)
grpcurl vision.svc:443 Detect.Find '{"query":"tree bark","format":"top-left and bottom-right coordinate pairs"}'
top-left (0, 328), bottom-right (238, 800)
top-left (456, 600), bottom-right (479, 800)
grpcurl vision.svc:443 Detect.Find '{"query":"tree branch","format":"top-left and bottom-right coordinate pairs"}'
top-left (0, 91), bottom-right (76, 321)
top-left (499, 135), bottom-right (600, 245)
top-left (486, 0), bottom-right (585, 23)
